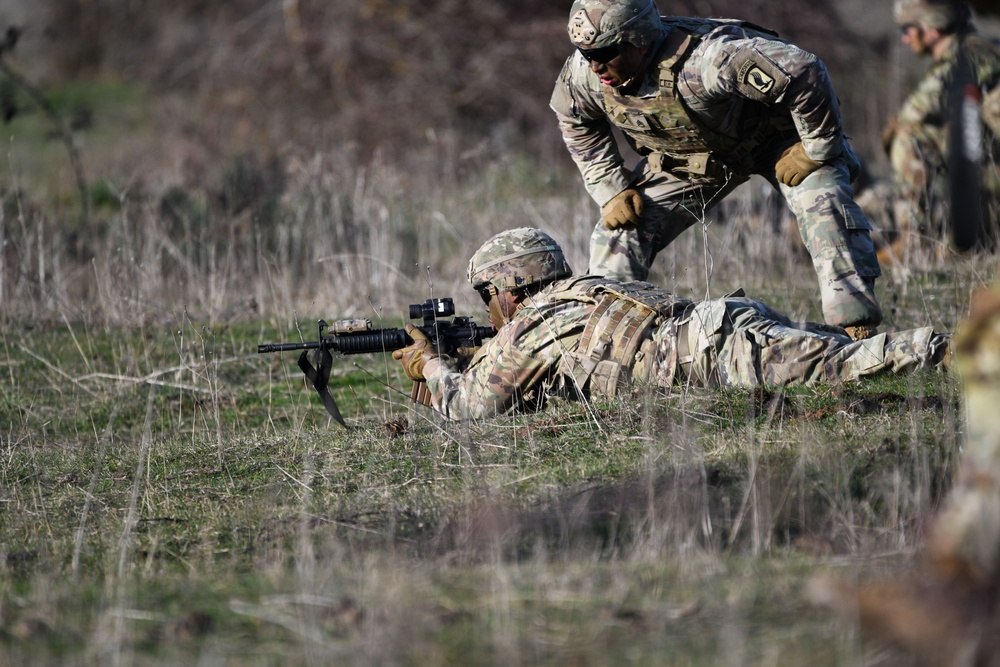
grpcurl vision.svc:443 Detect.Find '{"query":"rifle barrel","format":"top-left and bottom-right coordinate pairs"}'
top-left (257, 323), bottom-right (494, 356)
top-left (257, 341), bottom-right (321, 353)
top-left (256, 329), bottom-right (410, 356)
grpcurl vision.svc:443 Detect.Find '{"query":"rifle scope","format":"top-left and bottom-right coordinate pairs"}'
top-left (409, 298), bottom-right (455, 323)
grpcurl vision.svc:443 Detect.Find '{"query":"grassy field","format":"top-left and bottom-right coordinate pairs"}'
top-left (0, 221), bottom-right (989, 664)
top-left (1, 2), bottom-right (997, 663)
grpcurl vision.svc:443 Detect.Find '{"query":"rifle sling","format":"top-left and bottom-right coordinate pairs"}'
top-left (297, 349), bottom-right (348, 428)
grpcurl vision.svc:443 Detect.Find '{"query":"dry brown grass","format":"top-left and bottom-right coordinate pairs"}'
top-left (0, 0), bottom-right (935, 329)
top-left (0, 3), bottom-right (996, 664)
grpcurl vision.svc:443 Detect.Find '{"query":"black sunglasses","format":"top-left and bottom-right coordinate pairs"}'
top-left (899, 23), bottom-right (919, 35)
top-left (477, 284), bottom-right (494, 305)
top-left (578, 44), bottom-right (620, 64)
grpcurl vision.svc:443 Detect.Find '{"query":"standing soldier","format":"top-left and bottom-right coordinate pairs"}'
top-left (879, 0), bottom-right (1000, 264)
top-left (550, 0), bottom-right (883, 339)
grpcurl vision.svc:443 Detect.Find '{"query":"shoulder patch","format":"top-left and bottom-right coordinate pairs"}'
top-left (724, 52), bottom-right (789, 102)
top-left (738, 61), bottom-right (775, 95)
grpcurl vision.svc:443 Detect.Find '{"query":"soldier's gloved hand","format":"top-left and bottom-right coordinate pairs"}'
top-left (392, 325), bottom-right (437, 381)
top-left (775, 142), bottom-right (825, 187)
top-left (601, 188), bottom-right (644, 230)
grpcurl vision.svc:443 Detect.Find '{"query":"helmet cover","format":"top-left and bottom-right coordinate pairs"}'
top-left (893, 0), bottom-right (972, 31)
top-left (467, 228), bottom-right (573, 293)
top-left (568, 0), bottom-right (661, 50)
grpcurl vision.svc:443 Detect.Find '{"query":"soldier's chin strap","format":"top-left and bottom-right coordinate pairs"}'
top-left (297, 319), bottom-right (348, 429)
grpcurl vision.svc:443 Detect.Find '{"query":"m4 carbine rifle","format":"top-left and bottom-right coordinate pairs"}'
top-left (258, 298), bottom-right (494, 427)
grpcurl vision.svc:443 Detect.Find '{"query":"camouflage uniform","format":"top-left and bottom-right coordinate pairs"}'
top-left (887, 27), bottom-right (1000, 247)
top-left (551, 4), bottom-right (882, 328)
top-left (420, 229), bottom-right (947, 421)
top-left (876, 0), bottom-right (1000, 608)
top-left (807, 5), bottom-right (1000, 660)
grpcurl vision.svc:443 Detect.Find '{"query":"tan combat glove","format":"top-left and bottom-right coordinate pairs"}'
top-left (775, 142), bottom-right (825, 187)
top-left (391, 324), bottom-right (437, 381)
top-left (601, 188), bottom-right (644, 230)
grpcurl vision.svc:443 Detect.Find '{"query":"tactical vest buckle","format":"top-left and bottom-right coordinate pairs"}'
top-left (686, 152), bottom-right (710, 176)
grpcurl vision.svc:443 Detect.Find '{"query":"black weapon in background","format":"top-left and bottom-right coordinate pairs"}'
top-left (948, 33), bottom-right (984, 252)
top-left (258, 298), bottom-right (494, 427)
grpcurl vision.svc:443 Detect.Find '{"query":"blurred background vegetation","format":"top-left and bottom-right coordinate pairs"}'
top-left (0, 0), bottom-right (975, 325)
top-left (0, 5), bottom-right (988, 663)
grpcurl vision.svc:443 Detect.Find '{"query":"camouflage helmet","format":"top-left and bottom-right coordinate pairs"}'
top-left (893, 0), bottom-right (972, 31)
top-left (467, 228), bottom-right (573, 294)
top-left (567, 0), bottom-right (662, 50)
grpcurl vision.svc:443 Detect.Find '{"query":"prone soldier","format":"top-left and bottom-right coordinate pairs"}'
top-left (392, 227), bottom-right (950, 421)
top-left (550, 0), bottom-right (883, 339)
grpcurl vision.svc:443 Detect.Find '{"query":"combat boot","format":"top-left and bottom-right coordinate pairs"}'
top-left (844, 324), bottom-right (878, 341)
top-left (941, 341), bottom-right (955, 371)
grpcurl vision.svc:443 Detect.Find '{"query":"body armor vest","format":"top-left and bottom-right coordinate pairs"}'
top-left (551, 277), bottom-right (693, 397)
top-left (602, 17), bottom-right (780, 177)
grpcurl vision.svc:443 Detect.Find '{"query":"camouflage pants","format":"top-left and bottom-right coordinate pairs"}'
top-left (927, 285), bottom-right (1000, 588)
top-left (644, 293), bottom-right (947, 389)
top-left (889, 126), bottom-right (1000, 249)
top-left (889, 124), bottom-right (949, 240)
top-left (588, 154), bottom-right (883, 327)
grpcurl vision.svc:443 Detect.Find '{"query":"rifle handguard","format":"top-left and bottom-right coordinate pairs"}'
top-left (257, 297), bottom-right (495, 427)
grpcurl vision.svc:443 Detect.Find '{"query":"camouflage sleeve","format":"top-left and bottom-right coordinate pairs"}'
top-left (897, 60), bottom-right (949, 131)
top-left (897, 35), bottom-right (1000, 132)
top-left (549, 54), bottom-right (637, 207)
top-left (983, 85), bottom-right (1000, 138)
top-left (917, 38), bottom-right (1000, 142)
top-left (694, 29), bottom-right (845, 162)
top-left (420, 319), bottom-right (558, 420)
top-left (974, 45), bottom-right (1000, 138)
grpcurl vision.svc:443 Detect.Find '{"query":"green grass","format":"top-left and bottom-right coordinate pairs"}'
top-left (0, 92), bottom-right (983, 660)
top-left (0, 8), bottom-right (986, 661)
top-left (1, 76), bottom-right (151, 212)
top-left (0, 308), bottom-right (967, 664)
